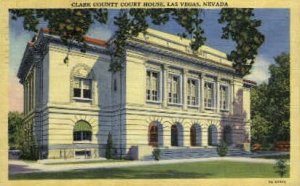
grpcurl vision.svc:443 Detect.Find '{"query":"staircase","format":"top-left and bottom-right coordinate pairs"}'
top-left (142, 147), bottom-right (251, 160)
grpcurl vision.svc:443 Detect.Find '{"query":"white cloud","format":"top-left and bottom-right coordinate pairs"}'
top-left (245, 55), bottom-right (272, 84)
top-left (86, 23), bottom-right (114, 40)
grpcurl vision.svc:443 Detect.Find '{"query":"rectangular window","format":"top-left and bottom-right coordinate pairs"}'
top-left (168, 74), bottom-right (181, 104)
top-left (204, 82), bottom-right (214, 109)
top-left (187, 79), bottom-right (198, 106)
top-left (146, 70), bottom-right (160, 101)
top-left (220, 85), bottom-right (229, 111)
top-left (73, 78), bottom-right (92, 99)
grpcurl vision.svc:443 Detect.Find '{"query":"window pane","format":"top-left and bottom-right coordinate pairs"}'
top-left (205, 82), bottom-right (214, 108)
top-left (83, 89), bottom-right (91, 98)
top-left (220, 85), bottom-right (228, 110)
top-left (73, 88), bottom-right (81, 97)
top-left (146, 71), bottom-right (160, 101)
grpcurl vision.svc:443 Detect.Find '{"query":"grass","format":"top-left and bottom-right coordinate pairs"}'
top-left (10, 161), bottom-right (289, 180)
top-left (45, 159), bottom-right (128, 165)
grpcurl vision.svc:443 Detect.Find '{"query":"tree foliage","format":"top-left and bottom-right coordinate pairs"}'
top-left (274, 159), bottom-right (288, 177)
top-left (219, 9), bottom-right (264, 76)
top-left (105, 132), bottom-right (113, 159)
top-left (10, 8), bottom-right (264, 76)
top-left (8, 111), bottom-right (24, 150)
top-left (251, 53), bottom-right (290, 145)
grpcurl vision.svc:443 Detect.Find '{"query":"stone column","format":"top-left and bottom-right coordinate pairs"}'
top-left (200, 73), bottom-right (205, 112)
top-left (182, 69), bottom-right (188, 110)
top-left (25, 81), bottom-right (29, 113)
top-left (162, 64), bottom-right (169, 108)
top-left (163, 126), bottom-right (171, 147)
top-left (216, 77), bottom-right (220, 113)
top-left (202, 126), bottom-right (208, 146)
top-left (230, 81), bottom-right (234, 115)
top-left (33, 68), bottom-right (36, 110)
top-left (183, 126), bottom-right (190, 147)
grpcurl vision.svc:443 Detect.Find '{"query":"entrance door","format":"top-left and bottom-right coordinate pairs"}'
top-left (149, 125), bottom-right (158, 147)
top-left (223, 126), bottom-right (232, 145)
top-left (190, 126), bottom-right (196, 146)
top-left (171, 125), bottom-right (178, 146)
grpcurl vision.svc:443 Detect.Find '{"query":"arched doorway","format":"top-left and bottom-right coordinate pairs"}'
top-left (148, 122), bottom-right (163, 147)
top-left (149, 124), bottom-right (158, 147)
top-left (190, 126), bottom-right (196, 146)
top-left (171, 123), bottom-right (184, 146)
top-left (208, 125), bottom-right (218, 146)
top-left (171, 125), bottom-right (178, 146)
top-left (190, 124), bottom-right (202, 146)
top-left (223, 125), bottom-right (232, 145)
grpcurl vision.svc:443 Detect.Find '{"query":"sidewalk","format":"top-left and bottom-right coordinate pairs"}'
top-left (9, 157), bottom-right (279, 175)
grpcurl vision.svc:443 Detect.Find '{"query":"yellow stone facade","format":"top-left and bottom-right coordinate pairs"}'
top-left (18, 28), bottom-right (253, 160)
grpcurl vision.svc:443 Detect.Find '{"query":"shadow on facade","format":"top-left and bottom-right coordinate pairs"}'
top-left (220, 88), bottom-right (249, 149)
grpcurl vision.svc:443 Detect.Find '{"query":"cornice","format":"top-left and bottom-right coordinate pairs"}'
top-left (126, 38), bottom-right (239, 77)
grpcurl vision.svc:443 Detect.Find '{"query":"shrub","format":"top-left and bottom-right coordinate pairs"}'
top-left (216, 141), bottom-right (228, 157)
top-left (274, 159), bottom-right (288, 177)
top-left (152, 149), bottom-right (161, 161)
top-left (105, 132), bottom-right (113, 159)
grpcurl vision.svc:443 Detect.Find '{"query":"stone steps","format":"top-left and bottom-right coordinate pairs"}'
top-left (143, 147), bottom-right (251, 160)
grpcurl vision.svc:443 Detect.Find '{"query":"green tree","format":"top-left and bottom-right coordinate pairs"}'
top-left (8, 111), bottom-right (23, 150)
top-left (10, 8), bottom-right (264, 76)
top-left (251, 53), bottom-right (290, 145)
top-left (267, 54), bottom-right (290, 141)
top-left (274, 159), bottom-right (288, 177)
top-left (105, 132), bottom-right (113, 159)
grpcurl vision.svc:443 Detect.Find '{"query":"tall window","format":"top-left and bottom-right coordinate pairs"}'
top-left (204, 82), bottom-right (214, 109)
top-left (168, 74), bottom-right (181, 104)
top-left (146, 70), bottom-right (160, 101)
top-left (220, 85), bottom-right (229, 110)
top-left (73, 78), bottom-right (92, 99)
top-left (187, 79), bottom-right (198, 106)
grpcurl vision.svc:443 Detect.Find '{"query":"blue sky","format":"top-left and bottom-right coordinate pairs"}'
top-left (9, 9), bottom-right (289, 112)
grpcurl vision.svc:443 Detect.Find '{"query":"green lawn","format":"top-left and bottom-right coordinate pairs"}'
top-left (10, 161), bottom-right (289, 179)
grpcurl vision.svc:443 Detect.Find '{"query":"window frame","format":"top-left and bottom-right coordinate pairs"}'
top-left (146, 69), bottom-right (162, 103)
top-left (73, 131), bottom-right (92, 142)
top-left (219, 84), bottom-right (230, 111)
top-left (72, 77), bottom-right (92, 101)
top-left (187, 78), bottom-right (200, 107)
top-left (168, 73), bottom-right (182, 105)
top-left (204, 81), bottom-right (216, 110)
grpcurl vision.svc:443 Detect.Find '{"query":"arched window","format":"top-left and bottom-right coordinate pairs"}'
top-left (149, 124), bottom-right (158, 147)
top-left (208, 125), bottom-right (218, 146)
top-left (223, 125), bottom-right (232, 145)
top-left (73, 120), bottom-right (92, 141)
top-left (190, 124), bottom-right (202, 146)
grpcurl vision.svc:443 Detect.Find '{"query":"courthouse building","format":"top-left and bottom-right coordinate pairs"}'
top-left (17, 28), bottom-right (254, 160)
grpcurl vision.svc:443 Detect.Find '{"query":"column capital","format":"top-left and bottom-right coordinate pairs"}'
top-left (162, 64), bottom-right (170, 70)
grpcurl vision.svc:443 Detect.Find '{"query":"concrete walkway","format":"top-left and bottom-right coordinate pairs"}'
top-left (9, 157), bottom-right (280, 175)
